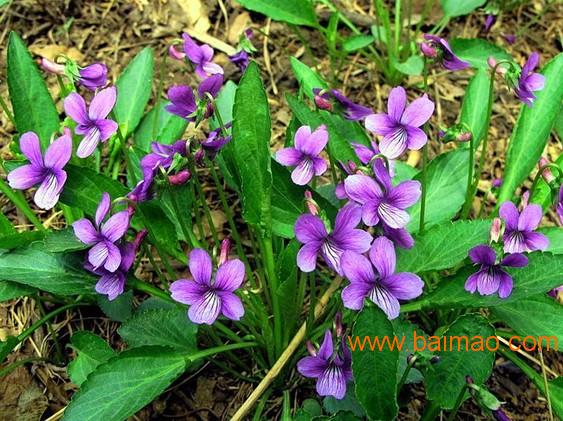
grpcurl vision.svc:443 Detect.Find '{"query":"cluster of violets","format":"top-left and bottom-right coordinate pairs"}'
top-left (4, 30), bottom-right (561, 404)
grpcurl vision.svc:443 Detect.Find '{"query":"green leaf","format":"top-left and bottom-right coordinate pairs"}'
top-left (271, 161), bottom-right (305, 238)
top-left (133, 100), bottom-right (187, 152)
top-left (0, 214), bottom-right (15, 236)
top-left (237, 0), bottom-right (318, 27)
top-left (393, 319), bottom-right (427, 385)
top-left (440, 0), bottom-right (486, 17)
top-left (397, 220), bottom-right (490, 273)
top-left (113, 48), bottom-right (154, 137)
top-left (499, 53), bottom-right (563, 203)
top-left (407, 149), bottom-right (469, 232)
top-left (450, 38), bottom-right (512, 69)
top-left (423, 253), bottom-right (563, 309)
top-left (290, 57), bottom-right (328, 98)
top-left (394, 55), bottom-right (424, 76)
top-left (7, 32), bottom-right (59, 148)
top-left (0, 280), bottom-right (35, 302)
top-left (323, 389), bottom-right (366, 417)
top-left (68, 332), bottom-right (116, 387)
top-left (0, 336), bottom-right (20, 362)
top-left (63, 346), bottom-right (186, 421)
top-left (60, 165), bottom-right (126, 215)
top-left (159, 186), bottom-right (194, 242)
top-left (119, 307), bottom-right (198, 352)
top-left (0, 245), bottom-right (95, 295)
top-left (231, 62), bottom-right (272, 235)
top-left (460, 69), bottom-right (491, 147)
top-left (425, 314), bottom-right (495, 409)
top-left (542, 227), bottom-right (563, 254)
top-left (44, 228), bottom-right (88, 253)
top-left (0, 231), bottom-right (44, 250)
top-left (352, 307), bottom-right (399, 420)
top-left (491, 294), bottom-right (563, 344)
top-left (343, 35), bottom-right (375, 53)
top-left (275, 240), bottom-right (301, 339)
top-left (97, 290), bottom-right (133, 322)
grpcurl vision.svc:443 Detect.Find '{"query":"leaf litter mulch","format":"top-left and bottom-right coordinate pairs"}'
top-left (0, 0), bottom-right (562, 420)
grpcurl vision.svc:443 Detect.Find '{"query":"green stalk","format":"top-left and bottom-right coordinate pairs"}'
top-left (261, 235), bottom-right (282, 359)
top-left (17, 302), bottom-right (83, 345)
top-left (446, 384), bottom-right (469, 421)
top-left (394, 0), bottom-right (402, 61)
top-left (168, 184), bottom-right (201, 249)
top-left (186, 341), bottom-right (258, 363)
top-left (0, 177), bottom-right (46, 232)
top-left (418, 59), bottom-right (430, 233)
top-left (530, 163), bottom-right (563, 200)
top-left (461, 135), bottom-right (475, 218)
top-left (420, 401), bottom-right (442, 421)
top-left (396, 354), bottom-right (416, 393)
top-left (189, 161), bottom-right (220, 248)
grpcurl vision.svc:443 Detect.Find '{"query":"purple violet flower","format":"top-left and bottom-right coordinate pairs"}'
top-left (341, 237), bottom-right (424, 319)
top-left (165, 74), bottom-right (223, 121)
top-left (141, 140), bottom-right (187, 174)
top-left (78, 63), bottom-right (108, 91)
top-left (499, 201), bottom-right (549, 253)
top-left (202, 125), bottom-right (232, 158)
top-left (344, 160), bottom-right (421, 229)
top-left (229, 50), bottom-right (250, 72)
top-left (294, 205), bottom-right (372, 275)
top-left (312, 88), bottom-right (333, 111)
top-left (364, 87), bottom-right (434, 159)
top-left (422, 35), bottom-right (470, 71)
top-left (275, 125), bottom-right (329, 185)
top-left (492, 408), bottom-right (512, 421)
top-left (297, 330), bottom-right (352, 399)
top-left (513, 52), bottom-right (545, 107)
top-left (465, 245), bottom-right (528, 298)
top-left (64, 86), bottom-right (118, 158)
top-left (73, 192), bottom-right (130, 272)
top-left (7, 129), bottom-right (72, 210)
top-left (182, 33), bottom-right (224, 78)
top-left (503, 34), bottom-right (516, 45)
top-left (557, 185), bottom-right (563, 225)
top-left (86, 230), bottom-right (147, 300)
top-left (484, 15), bottom-right (496, 32)
top-left (331, 89), bottom-right (374, 121)
top-left (170, 248), bottom-right (245, 325)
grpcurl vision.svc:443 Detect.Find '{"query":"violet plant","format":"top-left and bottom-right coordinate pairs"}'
top-left (0, 15), bottom-right (561, 421)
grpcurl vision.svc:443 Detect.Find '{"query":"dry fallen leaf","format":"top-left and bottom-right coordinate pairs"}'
top-left (28, 45), bottom-right (84, 63)
top-left (228, 12), bottom-right (252, 44)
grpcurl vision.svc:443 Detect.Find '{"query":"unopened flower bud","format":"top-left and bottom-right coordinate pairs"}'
top-left (503, 34), bottom-right (516, 45)
top-left (406, 354), bottom-right (417, 365)
top-left (168, 45), bottom-right (186, 60)
top-left (306, 340), bottom-right (317, 356)
top-left (315, 94), bottom-right (333, 111)
top-left (304, 191), bottom-right (319, 215)
top-left (334, 312), bottom-right (343, 337)
top-left (194, 148), bottom-right (205, 165)
top-left (492, 408), bottom-right (511, 421)
top-left (244, 28), bottom-right (254, 40)
top-left (521, 191), bottom-right (530, 209)
top-left (430, 355), bottom-right (440, 364)
top-left (457, 132), bottom-right (472, 142)
top-left (127, 205), bottom-right (136, 217)
top-left (538, 157), bottom-right (555, 183)
top-left (168, 170), bottom-right (191, 185)
top-left (132, 229), bottom-right (148, 251)
top-left (492, 178), bottom-right (503, 188)
top-left (218, 238), bottom-right (231, 266)
top-left (465, 375), bottom-right (474, 385)
top-left (420, 42), bottom-right (437, 58)
top-left (490, 217), bottom-right (502, 243)
top-left (78, 63), bottom-right (108, 91)
top-left (40, 57), bottom-right (65, 75)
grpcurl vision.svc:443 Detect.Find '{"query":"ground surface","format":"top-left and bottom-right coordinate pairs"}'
top-left (0, 0), bottom-right (562, 420)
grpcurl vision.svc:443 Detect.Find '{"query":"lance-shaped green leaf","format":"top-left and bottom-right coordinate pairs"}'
top-left (68, 332), bottom-right (116, 387)
top-left (7, 32), bottom-right (59, 148)
top-left (460, 69), bottom-right (491, 147)
top-left (408, 149), bottom-right (469, 232)
top-left (422, 253), bottom-right (563, 309)
top-left (290, 57), bottom-right (328, 98)
top-left (424, 314), bottom-right (495, 409)
top-left (396, 220), bottom-right (490, 273)
top-left (450, 38), bottom-right (512, 69)
top-left (351, 306), bottom-right (399, 420)
top-left (63, 346), bottom-right (186, 421)
top-left (119, 307), bottom-right (198, 352)
top-left (113, 47), bottom-right (154, 137)
top-left (499, 53), bottom-right (563, 202)
top-left (231, 62), bottom-right (272, 235)
top-left (133, 100), bottom-right (188, 152)
top-left (237, 0), bottom-right (318, 27)
top-left (0, 245), bottom-right (95, 295)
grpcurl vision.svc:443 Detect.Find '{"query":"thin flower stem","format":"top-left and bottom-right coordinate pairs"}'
top-left (327, 150), bottom-right (339, 186)
top-left (168, 184), bottom-right (201, 249)
top-left (261, 235), bottom-right (283, 358)
top-left (446, 384), bottom-right (468, 421)
top-left (396, 354), bottom-right (416, 393)
top-left (0, 177), bottom-right (46, 232)
top-left (190, 182), bottom-right (207, 247)
top-left (190, 162), bottom-right (220, 248)
top-left (0, 94), bottom-right (16, 127)
top-left (530, 163), bottom-right (563, 199)
top-left (129, 277), bottom-right (173, 302)
top-left (0, 357), bottom-right (47, 378)
top-left (152, 51), bottom-right (168, 139)
top-left (419, 59), bottom-right (430, 233)
top-left (36, 298), bottom-right (64, 364)
top-left (17, 302), bottom-right (84, 344)
top-left (143, 244), bottom-right (169, 283)
top-left (538, 348), bottom-right (554, 421)
top-left (461, 135), bottom-right (476, 218)
top-left (186, 341), bottom-right (258, 364)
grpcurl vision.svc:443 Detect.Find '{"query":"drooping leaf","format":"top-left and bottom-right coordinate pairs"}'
top-left (450, 38), bottom-right (512, 69)
top-left (440, 0), bottom-right (486, 17)
top-left (424, 314), bottom-right (495, 409)
top-left (231, 62), bottom-right (272, 235)
top-left (407, 149), bottom-right (469, 232)
top-left (460, 68), bottom-right (491, 147)
top-left (499, 53), bottom-right (563, 203)
top-left (491, 294), bottom-right (563, 345)
top-left (0, 245), bottom-right (95, 295)
top-left (0, 280), bottom-right (35, 302)
top-left (133, 100), bottom-right (188, 152)
top-left (119, 307), bottom-right (198, 352)
top-left (423, 253), bottom-right (563, 309)
top-left (113, 47), bottom-right (154, 137)
top-left (63, 346), bottom-right (186, 421)
top-left (67, 332), bottom-right (116, 387)
top-left (352, 306), bottom-right (399, 420)
top-left (237, 0), bottom-right (318, 27)
top-left (7, 32), bottom-right (59, 149)
top-left (396, 220), bottom-right (490, 273)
